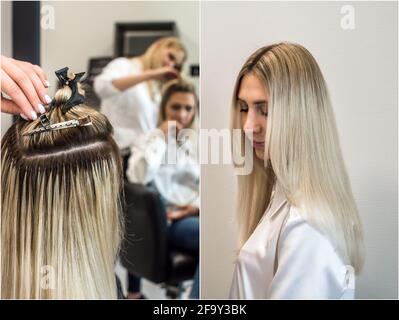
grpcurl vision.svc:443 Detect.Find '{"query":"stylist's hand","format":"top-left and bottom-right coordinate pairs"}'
top-left (167, 205), bottom-right (199, 222)
top-left (151, 66), bottom-right (179, 81)
top-left (159, 120), bottom-right (183, 139)
top-left (1, 55), bottom-right (51, 120)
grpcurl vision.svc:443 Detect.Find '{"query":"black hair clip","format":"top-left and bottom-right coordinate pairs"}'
top-left (48, 67), bottom-right (86, 113)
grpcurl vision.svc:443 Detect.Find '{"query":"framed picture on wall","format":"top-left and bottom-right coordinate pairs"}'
top-left (114, 22), bottom-right (177, 57)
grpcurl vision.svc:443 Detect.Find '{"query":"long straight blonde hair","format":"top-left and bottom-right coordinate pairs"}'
top-left (1, 84), bottom-right (123, 298)
top-left (140, 36), bottom-right (187, 100)
top-left (231, 42), bottom-right (365, 272)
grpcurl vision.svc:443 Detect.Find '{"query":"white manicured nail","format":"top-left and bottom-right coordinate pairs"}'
top-left (44, 80), bottom-right (50, 87)
top-left (31, 111), bottom-right (37, 120)
top-left (38, 104), bottom-right (46, 114)
top-left (20, 113), bottom-right (28, 120)
top-left (44, 95), bottom-right (52, 104)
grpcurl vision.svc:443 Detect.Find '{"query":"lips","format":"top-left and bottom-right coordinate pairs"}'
top-left (252, 140), bottom-right (265, 149)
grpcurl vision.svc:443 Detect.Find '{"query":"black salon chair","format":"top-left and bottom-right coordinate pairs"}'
top-left (119, 180), bottom-right (197, 298)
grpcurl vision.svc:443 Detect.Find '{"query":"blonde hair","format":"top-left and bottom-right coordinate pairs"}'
top-left (231, 42), bottom-right (365, 272)
top-left (140, 36), bottom-right (187, 100)
top-left (1, 84), bottom-right (123, 298)
top-left (141, 36), bottom-right (187, 71)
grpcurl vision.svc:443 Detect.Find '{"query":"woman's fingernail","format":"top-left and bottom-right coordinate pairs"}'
top-left (44, 95), bottom-right (52, 104)
top-left (44, 80), bottom-right (50, 87)
top-left (38, 104), bottom-right (46, 114)
top-left (20, 113), bottom-right (28, 120)
top-left (31, 111), bottom-right (37, 120)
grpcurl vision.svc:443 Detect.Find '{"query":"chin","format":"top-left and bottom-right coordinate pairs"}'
top-left (254, 149), bottom-right (265, 160)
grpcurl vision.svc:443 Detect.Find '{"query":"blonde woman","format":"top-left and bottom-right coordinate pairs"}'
top-left (94, 37), bottom-right (187, 151)
top-left (126, 79), bottom-right (199, 299)
top-left (1, 68), bottom-right (123, 299)
top-left (229, 43), bottom-right (365, 299)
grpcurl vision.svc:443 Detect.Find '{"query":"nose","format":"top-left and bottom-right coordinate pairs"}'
top-left (177, 109), bottom-right (188, 123)
top-left (243, 109), bottom-right (262, 135)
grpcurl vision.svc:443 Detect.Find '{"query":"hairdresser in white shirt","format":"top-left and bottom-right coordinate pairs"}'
top-left (94, 37), bottom-right (187, 151)
top-left (126, 79), bottom-right (199, 299)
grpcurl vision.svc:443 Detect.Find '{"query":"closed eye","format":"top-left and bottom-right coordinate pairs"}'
top-left (171, 104), bottom-right (181, 111)
top-left (256, 105), bottom-right (268, 116)
top-left (237, 100), bottom-right (248, 112)
top-left (254, 102), bottom-right (268, 117)
top-left (168, 53), bottom-right (176, 62)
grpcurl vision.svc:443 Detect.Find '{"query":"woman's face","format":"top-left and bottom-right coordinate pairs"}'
top-left (238, 73), bottom-right (269, 160)
top-left (160, 47), bottom-right (185, 71)
top-left (165, 92), bottom-right (196, 128)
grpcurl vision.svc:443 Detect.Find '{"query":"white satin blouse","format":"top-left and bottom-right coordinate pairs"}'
top-left (229, 182), bottom-right (355, 299)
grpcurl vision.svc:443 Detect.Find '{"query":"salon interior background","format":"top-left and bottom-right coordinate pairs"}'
top-left (1, 0), bottom-right (199, 135)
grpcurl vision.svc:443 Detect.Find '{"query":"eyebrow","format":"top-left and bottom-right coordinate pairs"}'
top-left (253, 100), bottom-right (269, 105)
top-left (237, 98), bottom-right (268, 105)
top-left (171, 103), bottom-right (194, 108)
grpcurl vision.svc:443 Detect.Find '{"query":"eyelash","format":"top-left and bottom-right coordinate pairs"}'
top-left (168, 53), bottom-right (176, 62)
top-left (239, 103), bottom-right (268, 116)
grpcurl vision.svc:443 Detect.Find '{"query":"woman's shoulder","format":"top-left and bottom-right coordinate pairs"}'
top-left (282, 206), bottom-right (340, 259)
top-left (275, 205), bottom-right (355, 298)
top-left (104, 57), bottom-right (135, 73)
top-left (109, 56), bottom-right (132, 66)
top-left (281, 205), bottom-right (352, 270)
top-left (129, 57), bottom-right (143, 68)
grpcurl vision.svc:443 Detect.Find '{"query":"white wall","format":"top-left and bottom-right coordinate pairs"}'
top-left (40, 1), bottom-right (199, 96)
top-left (201, 1), bottom-right (398, 299)
top-left (1, 0), bottom-right (13, 136)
